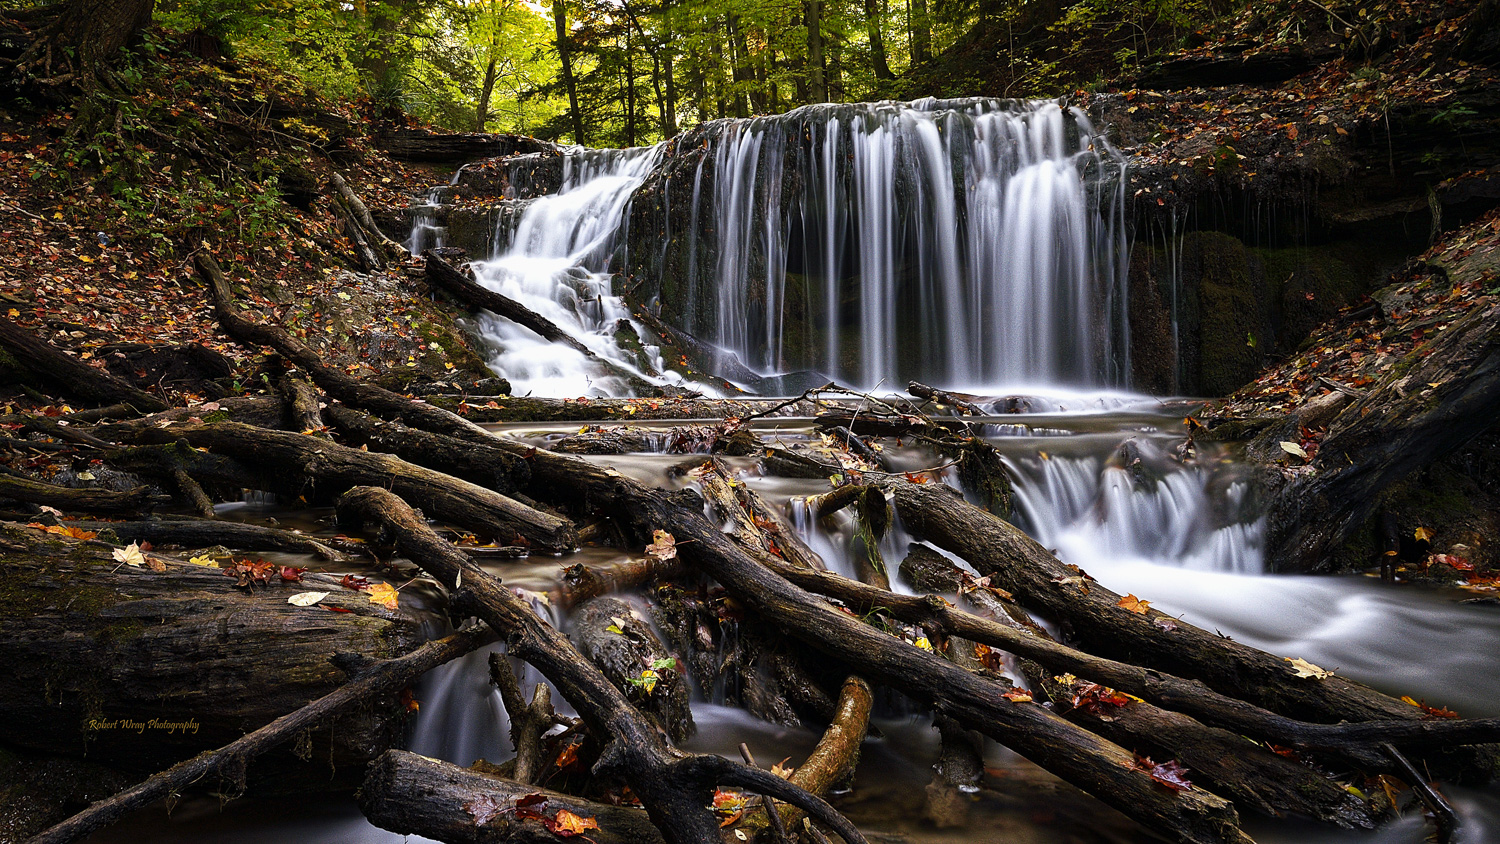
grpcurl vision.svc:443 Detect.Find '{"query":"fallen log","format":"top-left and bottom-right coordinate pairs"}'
top-left (197, 254), bottom-right (495, 443)
top-left (424, 393), bottom-right (827, 424)
top-left (360, 750), bottom-right (668, 844)
top-left (336, 486), bottom-right (869, 844)
top-left (63, 516), bottom-right (360, 561)
top-left (90, 396), bottom-right (287, 440)
top-left (478, 445), bottom-right (1252, 843)
top-left (767, 537), bottom-right (1500, 767)
top-left (325, 404), bottom-right (530, 494)
top-left (890, 478), bottom-right (1500, 780)
top-left (1267, 300), bottom-right (1500, 573)
top-left (557, 555), bottom-right (686, 609)
top-left (899, 546), bottom-right (1376, 827)
top-left (0, 474), bottom-right (166, 515)
top-left (571, 596), bottom-right (694, 742)
top-left (0, 522), bottom-right (423, 784)
top-left (744, 676), bottom-right (873, 836)
top-left (138, 421), bottom-right (574, 552)
top-left (907, 381), bottom-right (984, 413)
top-left (425, 252), bottom-right (600, 359)
top-left (488, 653), bottom-right (560, 786)
top-left (373, 128), bottom-right (556, 163)
top-left (0, 318), bottom-right (168, 412)
top-left (624, 297), bottom-right (762, 386)
top-left (277, 370), bottom-right (325, 433)
top-left (26, 625), bottom-right (494, 844)
top-left (330, 172), bottom-right (410, 263)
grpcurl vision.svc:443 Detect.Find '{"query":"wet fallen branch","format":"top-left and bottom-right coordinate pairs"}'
top-left (0, 317), bottom-right (168, 412)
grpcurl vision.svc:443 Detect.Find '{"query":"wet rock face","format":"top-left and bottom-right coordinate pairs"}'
top-left (569, 596), bottom-right (694, 742)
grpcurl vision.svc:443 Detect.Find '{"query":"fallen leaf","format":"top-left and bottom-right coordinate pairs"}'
top-left (188, 554), bottom-right (219, 567)
top-left (1002, 689), bottom-right (1033, 703)
top-left (548, 809), bottom-right (599, 837)
top-left (145, 556), bottom-right (167, 573)
top-left (1286, 657), bottom-right (1333, 679)
top-left (645, 529), bottom-right (677, 562)
top-left (280, 566), bottom-right (308, 583)
top-left (113, 542), bottom-right (146, 567)
top-left (464, 794), bottom-right (505, 826)
top-left (288, 591), bottom-right (330, 607)
top-left (1413, 526), bottom-right (1433, 542)
top-left (1117, 594), bottom-right (1151, 614)
top-left (1279, 441), bottom-right (1309, 459)
top-left (340, 573), bottom-right (370, 591)
top-left (367, 582), bottom-right (399, 610)
top-left (770, 757), bottom-right (795, 779)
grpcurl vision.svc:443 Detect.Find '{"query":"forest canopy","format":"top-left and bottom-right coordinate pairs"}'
top-left (121, 0), bottom-right (1228, 146)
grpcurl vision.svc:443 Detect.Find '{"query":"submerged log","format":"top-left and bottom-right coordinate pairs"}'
top-left (336, 487), bottom-right (868, 844)
top-left (138, 421), bottom-right (574, 552)
top-left (0, 522), bottom-right (423, 784)
top-left (28, 625), bottom-right (494, 844)
top-left (360, 750), bottom-right (668, 844)
top-left (0, 318), bottom-right (168, 412)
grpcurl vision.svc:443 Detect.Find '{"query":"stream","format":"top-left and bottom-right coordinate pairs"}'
top-left (85, 98), bottom-right (1500, 842)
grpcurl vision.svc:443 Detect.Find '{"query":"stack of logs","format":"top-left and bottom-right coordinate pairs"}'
top-left (7, 253), bottom-right (1500, 844)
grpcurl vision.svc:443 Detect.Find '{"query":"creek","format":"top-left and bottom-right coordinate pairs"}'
top-left (86, 99), bottom-right (1500, 843)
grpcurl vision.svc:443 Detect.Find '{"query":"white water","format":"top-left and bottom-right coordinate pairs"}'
top-left (677, 98), bottom-right (1129, 390)
top-left (462, 148), bottom-right (718, 397)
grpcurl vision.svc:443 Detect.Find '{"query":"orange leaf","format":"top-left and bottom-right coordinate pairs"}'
top-left (549, 809), bottom-right (599, 837)
top-left (1002, 689), bottom-right (1033, 703)
top-left (367, 582), bottom-right (399, 610)
top-left (1117, 594), bottom-right (1151, 614)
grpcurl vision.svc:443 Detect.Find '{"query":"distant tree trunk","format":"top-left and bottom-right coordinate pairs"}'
top-left (865, 0), bottom-right (894, 80)
top-left (727, 15), bottom-right (750, 117)
top-left (624, 34), bottom-right (637, 147)
top-left (17, 0), bottom-right (154, 82)
top-left (662, 50), bottom-right (678, 137)
top-left (553, 0), bottom-right (586, 144)
top-left (806, 0), bottom-right (827, 102)
top-left (475, 56), bottom-right (498, 131)
top-left (827, 36), bottom-right (844, 101)
top-left (910, 0), bottom-right (932, 64)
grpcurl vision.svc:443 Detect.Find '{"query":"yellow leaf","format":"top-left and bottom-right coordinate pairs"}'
top-left (1413, 526), bottom-right (1433, 542)
top-left (1117, 594), bottom-right (1151, 614)
top-left (188, 555), bottom-right (219, 567)
top-left (78, 255), bottom-right (93, 263)
top-left (914, 636), bottom-right (933, 651)
top-left (367, 582), bottom-right (400, 610)
top-left (1286, 657), bottom-right (1334, 679)
top-left (6, 309), bottom-right (16, 318)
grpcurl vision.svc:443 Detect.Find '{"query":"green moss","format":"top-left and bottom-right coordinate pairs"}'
top-left (1188, 232), bottom-right (1265, 396)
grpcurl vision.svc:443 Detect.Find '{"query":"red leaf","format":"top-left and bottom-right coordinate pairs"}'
top-left (280, 566), bottom-right (308, 583)
top-left (340, 573), bottom-right (370, 591)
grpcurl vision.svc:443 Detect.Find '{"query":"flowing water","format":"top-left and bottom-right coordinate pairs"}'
top-left (82, 99), bottom-right (1500, 843)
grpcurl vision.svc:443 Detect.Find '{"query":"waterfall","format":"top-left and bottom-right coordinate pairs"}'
top-left (653, 98), bottom-right (1130, 392)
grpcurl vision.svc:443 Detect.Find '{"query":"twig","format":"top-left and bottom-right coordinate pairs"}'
top-left (738, 743), bottom-right (789, 844)
top-left (1383, 742), bottom-right (1458, 843)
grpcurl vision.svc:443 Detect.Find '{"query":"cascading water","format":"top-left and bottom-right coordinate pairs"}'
top-left (460, 147), bottom-right (708, 397)
top-left (652, 98), bottom-right (1130, 391)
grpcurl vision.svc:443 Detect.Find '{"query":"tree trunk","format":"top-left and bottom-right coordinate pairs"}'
top-left (806, 0), bottom-right (827, 103)
top-left (865, 0), bottom-right (894, 80)
top-left (476, 56), bottom-right (499, 131)
top-left (20, 0), bottom-right (154, 78)
top-left (553, 0), bottom-right (587, 145)
top-left (910, 0), bottom-right (932, 64)
top-left (0, 318), bottom-right (168, 411)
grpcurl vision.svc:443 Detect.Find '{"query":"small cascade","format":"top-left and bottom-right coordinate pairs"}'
top-left (1004, 436), bottom-right (1264, 575)
top-left (406, 186), bottom-right (452, 254)
top-left (450, 147), bottom-right (699, 397)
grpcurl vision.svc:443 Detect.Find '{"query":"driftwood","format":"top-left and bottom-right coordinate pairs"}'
top-left (474, 442), bottom-right (1253, 843)
top-left (747, 676), bottom-right (873, 835)
top-left (0, 522), bottom-right (422, 781)
top-left (488, 653), bottom-right (559, 786)
top-left (0, 318), bottom-right (168, 411)
top-left (325, 404), bottom-right (530, 494)
top-left (26, 625), bottom-right (494, 844)
top-left (136, 421), bottom-right (575, 551)
top-left (360, 750), bottom-right (669, 844)
top-left (557, 554), bottom-right (686, 609)
top-left (335, 486), bottom-right (869, 844)
top-left (197, 254), bottom-right (496, 443)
